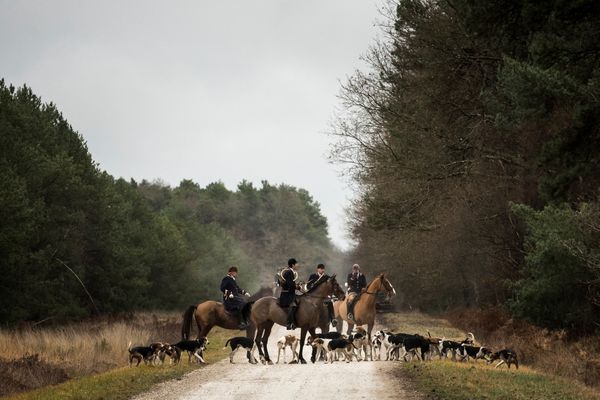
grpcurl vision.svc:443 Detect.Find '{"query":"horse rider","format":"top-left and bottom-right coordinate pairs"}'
top-left (220, 266), bottom-right (251, 329)
top-left (346, 263), bottom-right (367, 321)
top-left (306, 263), bottom-right (326, 290)
top-left (307, 263), bottom-right (337, 327)
top-left (279, 258), bottom-right (301, 330)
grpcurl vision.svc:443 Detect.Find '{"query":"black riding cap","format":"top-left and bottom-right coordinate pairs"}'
top-left (317, 263), bottom-right (325, 269)
top-left (288, 258), bottom-right (297, 267)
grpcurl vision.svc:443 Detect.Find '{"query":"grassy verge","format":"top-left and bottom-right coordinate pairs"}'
top-left (3, 327), bottom-right (230, 400)
top-left (378, 312), bottom-right (600, 400)
top-left (401, 360), bottom-right (600, 400)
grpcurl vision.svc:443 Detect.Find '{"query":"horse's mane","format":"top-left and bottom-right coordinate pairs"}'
top-left (366, 273), bottom-right (385, 290)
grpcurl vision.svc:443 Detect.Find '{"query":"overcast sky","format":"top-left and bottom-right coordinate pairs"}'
top-left (0, 1), bottom-right (381, 250)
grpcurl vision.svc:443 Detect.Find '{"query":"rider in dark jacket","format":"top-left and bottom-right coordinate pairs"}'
top-left (346, 264), bottom-right (367, 321)
top-left (220, 266), bottom-right (250, 329)
top-left (307, 263), bottom-right (336, 327)
top-left (279, 258), bottom-right (300, 330)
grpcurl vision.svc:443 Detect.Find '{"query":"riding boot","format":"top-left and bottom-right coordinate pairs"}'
top-left (326, 301), bottom-right (337, 327)
top-left (237, 309), bottom-right (248, 330)
top-left (286, 305), bottom-right (297, 330)
top-left (347, 300), bottom-right (355, 321)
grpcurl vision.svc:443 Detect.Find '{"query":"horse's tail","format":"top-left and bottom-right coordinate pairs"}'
top-left (181, 304), bottom-right (197, 340)
top-left (223, 338), bottom-right (232, 349)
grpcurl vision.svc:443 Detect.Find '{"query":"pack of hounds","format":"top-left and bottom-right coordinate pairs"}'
top-left (128, 328), bottom-right (518, 369)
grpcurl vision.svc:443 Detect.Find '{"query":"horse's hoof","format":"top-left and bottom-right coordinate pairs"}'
top-left (300, 359), bottom-right (307, 364)
top-left (288, 360), bottom-right (298, 364)
top-left (267, 360), bottom-right (274, 365)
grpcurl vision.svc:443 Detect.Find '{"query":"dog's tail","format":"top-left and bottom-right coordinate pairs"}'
top-left (127, 341), bottom-right (132, 353)
top-left (427, 330), bottom-right (432, 338)
top-left (467, 332), bottom-right (475, 343)
top-left (223, 338), bottom-right (232, 349)
top-left (181, 304), bottom-right (197, 340)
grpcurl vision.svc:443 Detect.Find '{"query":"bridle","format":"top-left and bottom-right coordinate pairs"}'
top-left (301, 276), bottom-right (342, 299)
top-left (363, 276), bottom-right (395, 299)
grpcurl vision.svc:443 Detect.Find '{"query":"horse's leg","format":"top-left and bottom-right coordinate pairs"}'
top-left (346, 321), bottom-right (354, 336)
top-left (198, 323), bottom-right (213, 339)
top-left (246, 325), bottom-right (256, 363)
top-left (334, 302), bottom-right (344, 334)
top-left (297, 327), bottom-right (311, 364)
top-left (261, 322), bottom-right (275, 365)
top-left (255, 325), bottom-right (266, 364)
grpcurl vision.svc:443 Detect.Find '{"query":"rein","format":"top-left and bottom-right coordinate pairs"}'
top-left (359, 278), bottom-right (394, 296)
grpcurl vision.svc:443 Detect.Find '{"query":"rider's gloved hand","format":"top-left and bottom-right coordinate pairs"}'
top-left (245, 292), bottom-right (251, 297)
top-left (228, 294), bottom-right (234, 299)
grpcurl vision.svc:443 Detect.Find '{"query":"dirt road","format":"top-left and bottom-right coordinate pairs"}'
top-left (132, 324), bottom-right (422, 400)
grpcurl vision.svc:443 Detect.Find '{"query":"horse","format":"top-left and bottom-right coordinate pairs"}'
top-left (333, 273), bottom-right (396, 339)
top-left (251, 274), bottom-right (345, 364)
top-left (180, 288), bottom-right (272, 363)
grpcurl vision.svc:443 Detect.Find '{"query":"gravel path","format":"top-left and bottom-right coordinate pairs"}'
top-left (132, 324), bottom-right (422, 400)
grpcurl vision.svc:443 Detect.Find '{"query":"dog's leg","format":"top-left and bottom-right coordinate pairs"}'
top-left (315, 347), bottom-right (322, 362)
top-left (230, 346), bottom-right (239, 364)
top-left (291, 343), bottom-right (298, 363)
top-left (495, 359), bottom-right (505, 368)
top-left (194, 349), bottom-right (206, 364)
top-left (276, 345), bottom-right (282, 364)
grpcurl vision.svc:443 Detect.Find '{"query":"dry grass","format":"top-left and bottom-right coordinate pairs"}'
top-left (380, 311), bottom-right (600, 400)
top-left (3, 327), bottom-right (232, 400)
top-left (402, 360), bottom-right (600, 400)
top-left (444, 308), bottom-right (600, 388)
top-left (0, 311), bottom-right (198, 397)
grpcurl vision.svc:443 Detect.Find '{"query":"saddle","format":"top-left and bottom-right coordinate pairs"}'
top-left (277, 298), bottom-right (298, 310)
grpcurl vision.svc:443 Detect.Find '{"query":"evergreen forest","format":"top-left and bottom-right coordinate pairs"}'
top-left (332, 0), bottom-right (600, 332)
top-left (0, 80), bottom-right (340, 325)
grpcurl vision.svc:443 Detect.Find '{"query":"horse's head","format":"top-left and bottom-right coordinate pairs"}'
top-left (327, 274), bottom-right (345, 299)
top-left (378, 273), bottom-right (396, 301)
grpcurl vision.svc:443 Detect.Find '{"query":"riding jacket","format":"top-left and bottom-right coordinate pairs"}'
top-left (347, 272), bottom-right (367, 295)
top-left (220, 274), bottom-right (247, 311)
top-left (279, 267), bottom-right (297, 308)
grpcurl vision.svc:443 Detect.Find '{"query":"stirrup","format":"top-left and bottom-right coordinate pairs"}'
top-left (331, 319), bottom-right (338, 327)
top-left (238, 322), bottom-right (248, 330)
top-left (347, 313), bottom-right (354, 320)
top-left (286, 323), bottom-right (296, 330)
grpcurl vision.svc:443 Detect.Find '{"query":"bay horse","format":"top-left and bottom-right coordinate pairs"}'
top-left (334, 273), bottom-right (396, 339)
top-left (251, 274), bottom-right (344, 364)
top-left (180, 288), bottom-right (272, 363)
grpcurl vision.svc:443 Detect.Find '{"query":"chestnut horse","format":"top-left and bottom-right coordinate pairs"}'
top-left (251, 275), bottom-right (344, 364)
top-left (334, 273), bottom-right (395, 339)
top-left (180, 288), bottom-right (273, 362)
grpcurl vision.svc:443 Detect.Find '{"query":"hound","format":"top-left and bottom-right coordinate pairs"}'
top-left (351, 332), bottom-right (371, 361)
top-left (310, 338), bottom-right (327, 363)
top-left (276, 335), bottom-right (299, 364)
top-left (439, 333), bottom-right (475, 361)
top-left (172, 338), bottom-right (209, 364)
top-left (223, 336), bottom-right (258, 364)
top-left (128, 342), bottom-right (158, 366)
top-left (371, 335), bottom-right (382, 360)
top-left (457, 345), bottom-right (492, 362)
top-left (488, 349), bottom-right (519, 369)
top-left (325, 338), bottom-right (357, 363)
